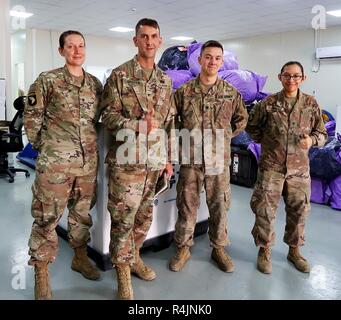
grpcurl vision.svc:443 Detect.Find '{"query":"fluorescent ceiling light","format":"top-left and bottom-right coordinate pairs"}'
top-left (109, 26), bottom-right (134, 32)
top-left (327, 10), bottom-right (341, 17)
top-left (170, 36), bottom-right (193, 41)
top-left (10, 10), bottom-right (33, 18)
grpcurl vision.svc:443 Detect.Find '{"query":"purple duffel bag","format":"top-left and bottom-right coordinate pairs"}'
top-left (329, 175), bottom-right (341, 210)
top-left (247, 142), bottom-right (261, 163)
top-left (218, 69), bottom-right (268, 103)
top-left (325, 120), bottom-right (336, 137)
top-left (310, 177), bottom-right (331, 204)
top-left (165, 69), bottom-right (194, 90)
top-left (187, 42), bottom-right (239, 77)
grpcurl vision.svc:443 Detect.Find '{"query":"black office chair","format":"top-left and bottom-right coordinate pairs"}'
top-left (0, 96), bottom-right (30, 183)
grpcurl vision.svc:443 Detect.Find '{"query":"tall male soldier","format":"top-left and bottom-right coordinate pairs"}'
top-left (101, 18), bottom-right (175, 300)
top-left (25, 30), bottom-right (102, 300)
top-left (169, 40), bottom-right (248, 273)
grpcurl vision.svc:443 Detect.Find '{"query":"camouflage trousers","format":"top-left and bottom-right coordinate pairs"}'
top-left (28, 169), bottom-right (96, 266)
top-left (250, 169), bottom-right (311, 248)
top-left (174, 165), bottom-right (231, 249)
top-left (108, 166), bottom-right (160, 266)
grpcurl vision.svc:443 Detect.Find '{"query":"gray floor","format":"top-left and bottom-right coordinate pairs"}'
top-left (1, 161), bottom-right (341, 300)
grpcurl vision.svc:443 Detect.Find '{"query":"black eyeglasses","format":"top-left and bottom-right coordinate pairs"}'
top-left (280, 74), bottom-right (303, 81)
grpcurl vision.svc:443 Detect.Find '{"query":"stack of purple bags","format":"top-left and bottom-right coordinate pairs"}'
top-left (310, 130), bottom-right (341, 210)
top-left (159, 41), bottom-right (268, 104)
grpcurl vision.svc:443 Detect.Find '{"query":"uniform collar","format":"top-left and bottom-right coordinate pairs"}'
top-left (132, 55), bottom-right (164, 83)
top-left (63, 65), bottom-right (88, 88)
top-left (278, 89), bottom-right (304, 107)
top-left (194, 75), bottom-right (220, 94)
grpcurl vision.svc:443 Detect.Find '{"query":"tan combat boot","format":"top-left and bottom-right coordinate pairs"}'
top-left (287, 246), bottom-right (310, 273)
top-left (34, 261), bottom-right (52, 300)
top-left (131, 249), bottom-right (157, 281)
top-left (211, 247), bottom-right (234, 273)
top-left (71, 246), bottom-right (100, 280)
top-left (116, 264), bottom-right (134, 300)
top-left (169, 246), bottom-right (191, 272)
top-left (257, 246), bottom-right (272, 274)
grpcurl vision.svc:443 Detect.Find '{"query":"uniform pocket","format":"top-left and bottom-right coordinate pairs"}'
top-left (267, 112), bottom-right (282, 137)
top-left (224, 191), bottom-right (231, 210)
top-left (182, 102), bottom-right (200, 129)
top-left (215, 99), bottom-right (232, 126)
top-left (31, 182), bottom-right (44, 221)
top-left (300, 108), bottom-right (313, 130)
top-left (80, 91), bottom-right (98, 122)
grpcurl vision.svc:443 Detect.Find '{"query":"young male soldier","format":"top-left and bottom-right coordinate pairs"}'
top-left (24, 30), bottom-right (103, 300)
top-left (246, 61), bottom-right (327, 274)
top-left (169, 40), bottom-right (248, 273)
top-left (101, 18), bottom-right (175, 300)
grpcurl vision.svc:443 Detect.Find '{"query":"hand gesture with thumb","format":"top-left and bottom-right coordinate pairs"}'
top-left (145, 109), bottom-right (159, 134)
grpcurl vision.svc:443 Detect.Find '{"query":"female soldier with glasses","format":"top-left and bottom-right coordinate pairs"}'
top-left (245, 61), bottom-right (327, 274)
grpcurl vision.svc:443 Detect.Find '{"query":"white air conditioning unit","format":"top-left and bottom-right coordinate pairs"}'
top-left (316, 46), bottom-right (341, 59)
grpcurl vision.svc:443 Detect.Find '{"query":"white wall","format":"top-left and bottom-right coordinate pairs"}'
top-left (1, 0), bottom-right (12, 120)
top-left (22, 25), bottom-right (341, 118)
top-left (222, 25), bottom-right (341, 117)
top-left (24, 29), bottom-right (166, 89)
top-left (11, 31), bottom-right (26, 100)
top-left (24, 29), bottom-right (136, 88)
top-left (10, 28), bottom-right (167, 116)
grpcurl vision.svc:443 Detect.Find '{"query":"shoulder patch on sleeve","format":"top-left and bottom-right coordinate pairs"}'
top-left (27, 94), bottom-right (37, 106)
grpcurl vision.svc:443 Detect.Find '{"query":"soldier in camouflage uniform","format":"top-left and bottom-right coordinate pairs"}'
top-left (101, 18), bottom-right (175, 300)
top-left (24, 30), bottom-right (102, 300)
top-left (246, 61), bottom-right (327, 274)
top-left (169, 40), bottom-right (248, 273)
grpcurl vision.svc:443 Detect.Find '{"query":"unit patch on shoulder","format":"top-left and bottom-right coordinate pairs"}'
top-left (28, 94), bottom-right (37, 106)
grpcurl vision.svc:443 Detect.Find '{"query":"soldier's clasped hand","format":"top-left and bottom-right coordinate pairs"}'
top-left (299, 134), bottom-right (313, 149)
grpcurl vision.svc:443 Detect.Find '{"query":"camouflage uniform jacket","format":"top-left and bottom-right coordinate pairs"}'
top-left (101, 55), bottom-right (175, 171)
top-left (24, 66), bottom-right (102, 174)
top-left (246, 89), bottom-right (327, 174)
top-left (173, 76), bottom-right (248, 174)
